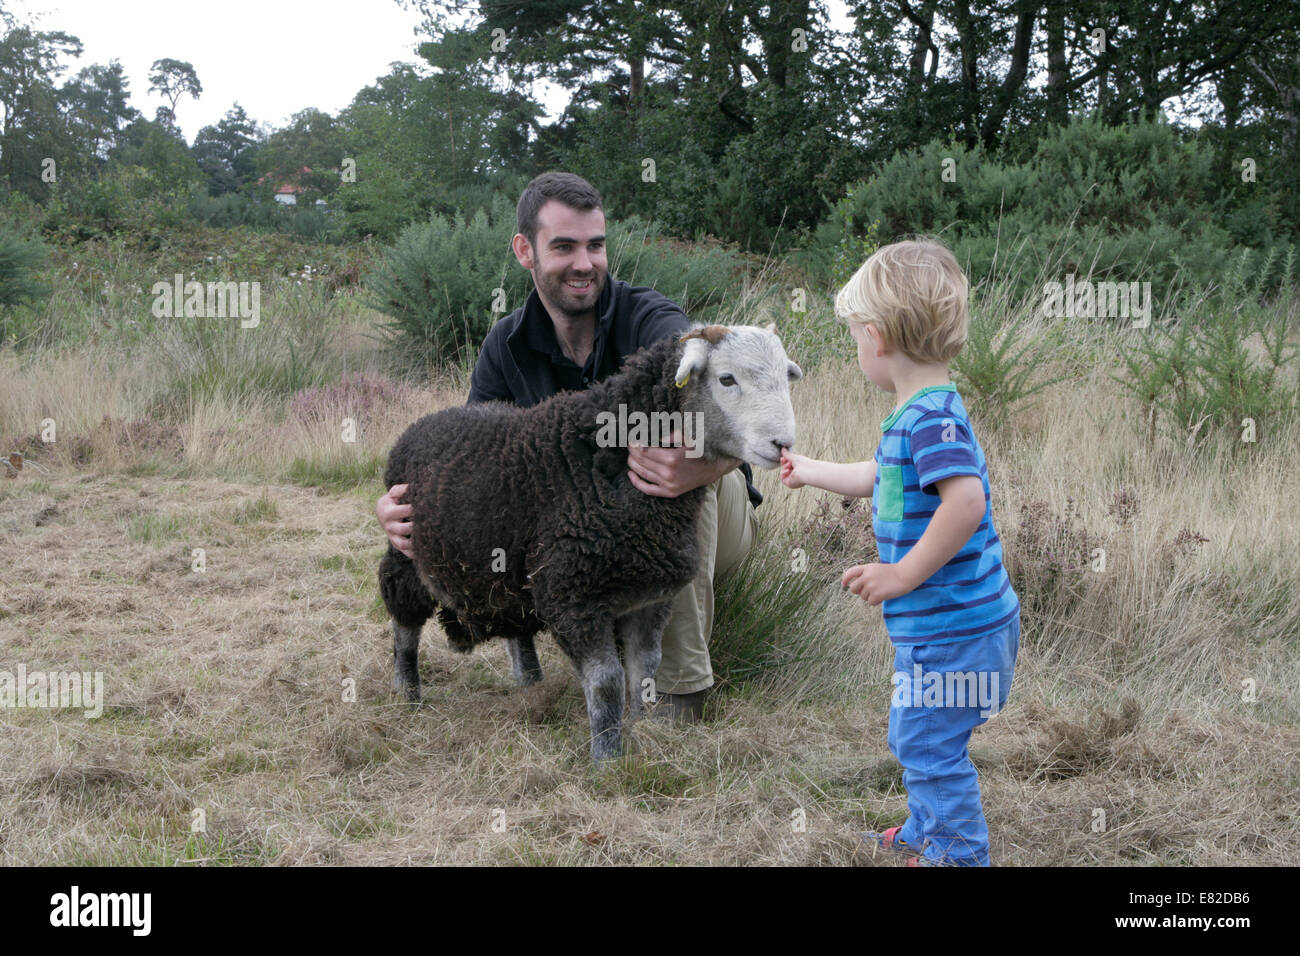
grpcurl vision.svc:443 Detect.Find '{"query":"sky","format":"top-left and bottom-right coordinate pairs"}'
top-left (7, 0), bottom-right (857, 143)
top-left (8, 0), bottom-right (433, 140)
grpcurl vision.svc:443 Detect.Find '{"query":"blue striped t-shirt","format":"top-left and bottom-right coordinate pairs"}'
top-left (872, 384), bottom-right (1019, 645)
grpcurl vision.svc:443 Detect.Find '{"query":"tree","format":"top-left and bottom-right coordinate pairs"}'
top-left (192, 103), bottom-right (261, 194)
top-left (0, 25), bottom-right (82, 193)
top-left (111, 115), bottom-right (203, 192)
top-left (62, 60), bottom-right (138, 162)
top-left (254, 107), bottom-right (345, 202)
top-left (147, 57), bottom-right (201, 129)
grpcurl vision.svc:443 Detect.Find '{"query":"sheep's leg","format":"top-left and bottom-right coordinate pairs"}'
top-left (506, 636), bottom-right (543, 686)
top-left (553, 618), bottom-right (624, 761)
top-left (392, 622), bottom-right (423, 703)
top-left (378, 546), bottom-right (434, 704)
top-left (576, 641), bottom-right (626, 762)
top-left (618, 602), bottom-right (670, 719)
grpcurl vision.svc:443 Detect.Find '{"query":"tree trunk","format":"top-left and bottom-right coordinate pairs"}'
top-left (951, 0), bottom-right (980, 149)
top-left (1045, 0), bottom-right (1067, 125)
top-left (629, 53), bottom-right (643, 111)
top-left (980, 0), bottom-right (1036, 149)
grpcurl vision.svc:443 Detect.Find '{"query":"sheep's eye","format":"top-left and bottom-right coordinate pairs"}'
top-left (719, 374), bottom-right (737, 387)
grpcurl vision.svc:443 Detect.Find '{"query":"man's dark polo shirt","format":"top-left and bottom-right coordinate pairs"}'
top-left (466, 275), bottom-right (761, 508)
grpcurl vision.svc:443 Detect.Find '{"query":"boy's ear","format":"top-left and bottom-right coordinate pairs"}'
top-left (875, 326), bottom-right (894, 357)
top-left (864, 323), bottom-right (885, 356)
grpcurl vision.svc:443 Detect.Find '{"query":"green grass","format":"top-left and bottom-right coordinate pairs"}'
top-left (228, 491), bottom-right (279, 524)
top-left (127, 512), bottom-right (183, 544)
top-left (288, 453), bottom-right (385, 490)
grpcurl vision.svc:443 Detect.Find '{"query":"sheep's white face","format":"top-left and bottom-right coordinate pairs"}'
top-left (674, 325), bottom-right (802, 469)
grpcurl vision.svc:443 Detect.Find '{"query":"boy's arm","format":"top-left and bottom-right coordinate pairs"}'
top-left (782, 454), bottom-right (877, 498)
top-left (843, 475), bottom-right (985, 604)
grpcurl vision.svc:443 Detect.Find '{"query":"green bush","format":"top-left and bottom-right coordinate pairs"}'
top-left (952, 311), bottom-right (1068, 428)
top-left (825, 115), bottom-right (1296, 301)
top-left (364, 194), bottom-right (530, 367)
top-left (1117, 246), bottom-right (1300, 446)
top-left (186, 190), bottom-right (345, 243)
top-left (0, 230), bottom-right (50, 312)
top-left (40, 166), bottom-right (193, 241)
top-left (604, 213), bottom-right (749, 321)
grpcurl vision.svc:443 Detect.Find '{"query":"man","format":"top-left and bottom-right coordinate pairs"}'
top-left (375, 171), bottom-right (759, 720)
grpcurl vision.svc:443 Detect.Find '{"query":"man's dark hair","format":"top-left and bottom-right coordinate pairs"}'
top-left (516, 171), bottom-right (603, 253)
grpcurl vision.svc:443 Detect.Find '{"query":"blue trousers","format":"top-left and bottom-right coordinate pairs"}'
top-left (888, 615), bottom-right (1019, 866)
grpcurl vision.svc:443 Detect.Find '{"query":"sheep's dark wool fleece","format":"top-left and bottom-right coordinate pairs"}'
top-left (378, 334), bottom-right (707, 758)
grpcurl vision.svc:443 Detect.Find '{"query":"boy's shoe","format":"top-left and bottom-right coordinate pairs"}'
top-left (861, 826), bottom-right (921, 861)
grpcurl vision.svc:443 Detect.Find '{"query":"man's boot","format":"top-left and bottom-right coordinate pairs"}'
top-left (649, 689), bottom-right (707, 723)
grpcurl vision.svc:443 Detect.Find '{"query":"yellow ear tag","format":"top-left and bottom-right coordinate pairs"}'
top-left (675, 372), bottom-right (689, 388)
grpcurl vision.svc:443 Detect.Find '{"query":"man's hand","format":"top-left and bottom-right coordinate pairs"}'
top-left (376, 483), bottom-right (414, 559)
top-left (627, 429), bottom-right (738, 497)
top-left (842, 562), bottom-right (911, 606)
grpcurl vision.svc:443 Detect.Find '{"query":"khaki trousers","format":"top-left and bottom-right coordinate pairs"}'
top-left (655, 468), bottom-right (759, 694)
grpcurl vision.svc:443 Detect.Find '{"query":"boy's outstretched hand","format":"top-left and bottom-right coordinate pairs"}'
top-left (779, 448), bottom-right (808, 488)
top-left (842, 562), bottom-right (910, 605)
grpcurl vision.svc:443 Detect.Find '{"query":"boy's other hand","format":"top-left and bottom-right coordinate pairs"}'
top-left (377, 483), bottom-right (414, 559)
top-left (779, 448), bottom-right (808, 488)
top-left (842, 562), bottom-right (910, 605)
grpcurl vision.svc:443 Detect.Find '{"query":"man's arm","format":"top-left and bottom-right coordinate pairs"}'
top-left (379, 327), bottom-right (511, 558)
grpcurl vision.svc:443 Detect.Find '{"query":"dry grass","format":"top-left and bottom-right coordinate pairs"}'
top-left (2, 291), bottom-right (1299, 866)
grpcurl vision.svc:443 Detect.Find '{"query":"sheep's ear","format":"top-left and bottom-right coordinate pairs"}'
top-left (764, 322), bottom-right (777, 334)
top-left (787, 360), bottom-right (803, 382)
top-left (674, 338), bottom-right (710, 388)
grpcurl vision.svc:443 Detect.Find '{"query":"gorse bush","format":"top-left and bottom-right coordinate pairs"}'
top-left (1114, 245), bottom-right (1300, 447)
top-left (0, 231), bottom-right (49, 312)
top-left (0, 215), bottom-right (51, 346)
top-left (827, 114), bottom-right (1297, 301)
top-left (186, 190), bottom-right (345, 243)
top-left (364, 194), bottom-right (530, 368)
top-left (953, 310), bottom-right (1068, 428)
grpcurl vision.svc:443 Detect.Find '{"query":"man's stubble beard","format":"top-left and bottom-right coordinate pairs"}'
top-left (536, 266), bottom-right (604, 321)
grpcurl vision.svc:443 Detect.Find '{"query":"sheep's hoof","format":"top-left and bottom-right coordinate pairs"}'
top-left (392, 679), bottom-right (421, 705)
top-left (590, 734), bottom-right (624, 763)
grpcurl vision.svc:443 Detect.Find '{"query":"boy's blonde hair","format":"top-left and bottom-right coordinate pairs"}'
top-left (834, 239), bottom-right (969, 363)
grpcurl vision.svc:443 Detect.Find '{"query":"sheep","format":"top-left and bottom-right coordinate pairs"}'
top-left (377, 323), bottom-right (801, 760)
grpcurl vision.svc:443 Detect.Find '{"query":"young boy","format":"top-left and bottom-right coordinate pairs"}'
top-left (780, 239), bottom-right (1020, 867)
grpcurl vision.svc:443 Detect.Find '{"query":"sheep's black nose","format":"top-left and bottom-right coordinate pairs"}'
top-left (772, 438), bottom-right (793, 453)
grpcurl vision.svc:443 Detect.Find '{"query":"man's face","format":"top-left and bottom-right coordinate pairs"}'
top-left (515, 200), bottom-right (607, 319)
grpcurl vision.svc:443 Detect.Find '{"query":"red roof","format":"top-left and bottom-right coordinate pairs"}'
top-left (257, 166), bottom-right (314, 190)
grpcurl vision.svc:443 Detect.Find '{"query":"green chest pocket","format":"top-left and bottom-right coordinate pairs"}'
top-left (877, 465), bottom-right (904, 522)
